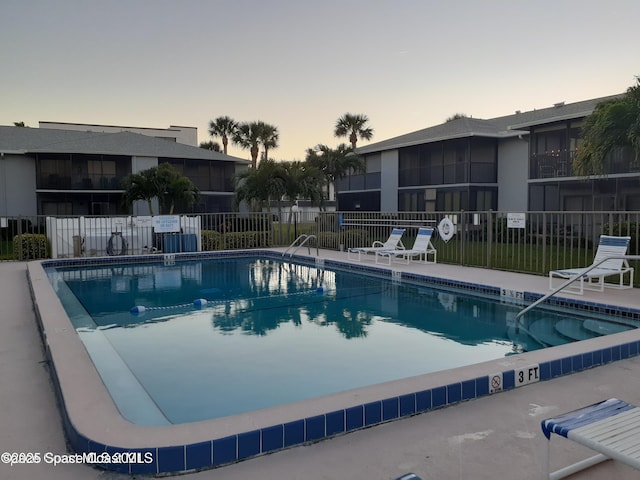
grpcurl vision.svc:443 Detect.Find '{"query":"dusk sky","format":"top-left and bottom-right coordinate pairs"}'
top-left (2, 0), bottom-right (638, 161)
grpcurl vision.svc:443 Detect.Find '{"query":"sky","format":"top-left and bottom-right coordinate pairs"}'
top-left (2, 0), bottom-right (639, 162)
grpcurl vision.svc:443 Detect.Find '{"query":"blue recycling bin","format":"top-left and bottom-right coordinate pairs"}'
top-left (163, 234), bottom-right (197, 253)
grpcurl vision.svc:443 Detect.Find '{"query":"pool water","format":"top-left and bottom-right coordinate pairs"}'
top-left (46, 257), bottom-right (635, 425)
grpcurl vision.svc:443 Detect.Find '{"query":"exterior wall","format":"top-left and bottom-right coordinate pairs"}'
top-left (39, 122), bottom-right (198, 146)
top-left (497, 137), bottom-right (529, 211)
top-left (0, 153), bottom-right (37, 216)
top-left (380, 150), bottom-right (399, 212)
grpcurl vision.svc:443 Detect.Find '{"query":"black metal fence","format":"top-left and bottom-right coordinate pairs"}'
top-left (2, 211), bottom-right (639, 283)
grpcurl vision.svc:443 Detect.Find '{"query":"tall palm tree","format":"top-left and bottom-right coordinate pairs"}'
top-left (256, 121), bottom-right (279, 163)
top-left (334, 113), bottom-right (374, 149)
top-left (305, 143), bottom-right (364, 208)
top-left (208, 116), bottom-right (238, 155)
top-left (233, 122), bottom-right (262, 168)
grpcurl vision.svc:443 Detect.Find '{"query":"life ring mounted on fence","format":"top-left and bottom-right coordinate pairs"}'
top-left (106, 231), bottom-right (128, 256)
top-left (438, 217), bottom-right (455, 243)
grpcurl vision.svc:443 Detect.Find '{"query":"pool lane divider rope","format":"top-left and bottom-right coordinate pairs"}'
top-left (130, 287), bottom-right (329, 315)
top-left (129, 284), bottom-right (387, 316)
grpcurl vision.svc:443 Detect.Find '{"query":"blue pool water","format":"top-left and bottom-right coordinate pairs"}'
top-left (46, 256), bottom-right (636, 426)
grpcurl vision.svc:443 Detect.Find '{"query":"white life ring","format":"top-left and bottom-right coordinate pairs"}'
top-left (438, 218), bottom-right (455, 242)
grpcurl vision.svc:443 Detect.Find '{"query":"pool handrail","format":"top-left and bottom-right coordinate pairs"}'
top-left (515, 254), bottom-right (640, 322)
top-left (282, 234), bottom-right (319, 258)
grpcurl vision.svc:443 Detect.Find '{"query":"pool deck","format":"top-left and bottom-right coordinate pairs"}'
top-left (2, 251), bottom-right (640, 479)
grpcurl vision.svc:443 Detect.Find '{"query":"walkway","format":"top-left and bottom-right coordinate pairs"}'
top-left (1, 255), bottom-right (639, 480)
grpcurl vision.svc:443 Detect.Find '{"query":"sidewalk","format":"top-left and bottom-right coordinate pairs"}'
top-left (1, 259), bottom-right (639, 480)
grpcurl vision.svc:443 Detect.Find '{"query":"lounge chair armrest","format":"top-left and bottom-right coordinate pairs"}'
top-left (371, 241), bottom-right (384, 247)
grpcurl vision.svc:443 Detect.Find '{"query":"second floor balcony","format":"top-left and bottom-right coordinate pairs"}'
top-left (531, 147), bottom-right (639, 180)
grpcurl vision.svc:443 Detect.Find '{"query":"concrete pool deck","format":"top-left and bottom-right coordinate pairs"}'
top-left (1, 252), bottom-right (640, 479)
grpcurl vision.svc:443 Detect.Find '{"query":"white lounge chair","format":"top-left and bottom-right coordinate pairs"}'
top-left (542, 398), bottom-right (640, 479)
top-left (548, 235), bottom-right (634, 295)
top-left (375, 227), bottom-right (436, 265)
top-left (347, 228), bottom-right (405, 261)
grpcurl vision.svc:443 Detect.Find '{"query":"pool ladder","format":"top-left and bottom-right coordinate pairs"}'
top-left (282, 234), bottom-right (319, 258)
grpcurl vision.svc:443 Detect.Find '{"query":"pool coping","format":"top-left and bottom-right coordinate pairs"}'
top-left (27, 250), bottom-right (640, 475)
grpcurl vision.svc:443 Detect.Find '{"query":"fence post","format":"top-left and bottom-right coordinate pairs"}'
top-left (17, 215), bottom-right (23, 261)
top-left (542, 211), bottom-right (547, 272)
top-left (486, 210), bottom-right (493, 269)
top-left (460, 210), bottom-right (466, 265)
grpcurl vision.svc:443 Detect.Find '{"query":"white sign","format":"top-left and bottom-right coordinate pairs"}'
top-left (507, 212), bottom-right (526, 229)
top-left (134, 216), bottom-right (153, 227)
top-left (515, 364), bottom-right (540, 387)
top-left (153, 215), bottom-right (181, 233)
top-left (489, 373), bottom-right (503, 394)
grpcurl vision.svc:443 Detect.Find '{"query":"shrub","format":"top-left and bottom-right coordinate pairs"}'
top-left (201, 230), bottom-right (223, 251)
top-left (13, 233), bottom-right (49, 260)
top-left (201, 230), bottom-right (272, 250)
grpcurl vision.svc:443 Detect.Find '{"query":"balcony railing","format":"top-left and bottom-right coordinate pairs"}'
top-left (532, 148), bottom-right (639, 179)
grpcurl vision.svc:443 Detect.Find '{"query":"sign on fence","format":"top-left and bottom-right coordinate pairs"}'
top-left (507, 212), bottom-right (526, 229)
top-left (152, 215), bottom-right (181, 233)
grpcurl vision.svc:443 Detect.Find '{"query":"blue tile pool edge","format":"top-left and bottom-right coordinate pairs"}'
top-left (31, 251), bottom-right (640, 475)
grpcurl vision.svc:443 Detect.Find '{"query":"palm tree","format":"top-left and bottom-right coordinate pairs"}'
top-left (445, 113), bottom-right (468, 122)
top-left (574, 78), bottom-right (640, 176)
top-left (157, 163), bottom-right (200, 214)
top-left (122, 164), bottom-right (199, 215)
top-left (122, 168), bottom-right (160, 215)
top-left (199, 140), bottom-right (221, 151)
top-left (256, 121), bottom-right (279, 163)
top-left (280, 161), bottom-right (324, 237)
top-left (208, 116), bottom-right (238, 155)
top-left (233, 122), bottom-right (262, 168)
top-left (234, 159), bottom-right (287, 212)
top-left (305, 143), bottom-right (364, 208)
top-left (334, 113), bottom-right (374, 149)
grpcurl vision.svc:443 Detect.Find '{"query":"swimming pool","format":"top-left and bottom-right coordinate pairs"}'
top-left (29, 251), bottom-right (640, 475)
top-left (46, 255), bottom-right (639, 427)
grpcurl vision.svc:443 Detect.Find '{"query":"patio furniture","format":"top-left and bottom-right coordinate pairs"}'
top-left (375, 227), bottom-right (436, 265)
top-left (541, 398), bottom-right (640, 479)
top-left (548, 235), bottom-right (634, 294)
top-left (347, 228), bottom-right (405, 261)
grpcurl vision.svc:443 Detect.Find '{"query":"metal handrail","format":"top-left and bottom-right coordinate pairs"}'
top-left (282, 234), bottom-right (319, 258)
top-left (515, 255), bottom-right (640, 321)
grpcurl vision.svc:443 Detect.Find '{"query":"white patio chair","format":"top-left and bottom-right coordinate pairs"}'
top-left (548, 235), bottom-right (634, 294)
top-left (347, 228), bottom-right (405, 261)
top-left (542, 398), bottom-right (640, 479)
top-left (375, 227), bottom-right (436, 265)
